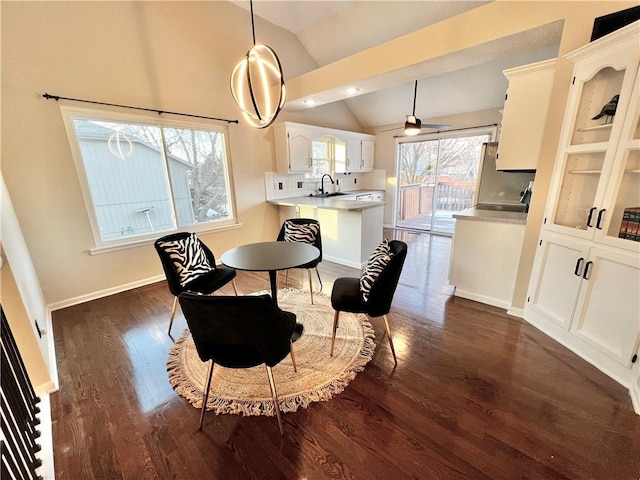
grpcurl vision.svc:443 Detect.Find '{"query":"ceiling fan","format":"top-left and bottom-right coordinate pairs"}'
top-left (382, 80), bottom-right (451, 135)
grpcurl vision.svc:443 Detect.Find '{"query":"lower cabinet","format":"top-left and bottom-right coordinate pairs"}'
top-left (571, 246), bottom-right (640, 367)
top-left (526, 232), bottom-right (640, 373)
top-left (448, 217), bottom-right (526, 309)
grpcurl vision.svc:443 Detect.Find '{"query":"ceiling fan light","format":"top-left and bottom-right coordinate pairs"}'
top-left (404, 115), bottom-right (421, 136)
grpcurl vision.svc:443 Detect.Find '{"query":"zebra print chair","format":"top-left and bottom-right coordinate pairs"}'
top-left (154, 232), bottom-right (238, 336)
top-left (276, 218), bottom-right (322, 304)
top-left (330, 239), bottom-right (407, 365)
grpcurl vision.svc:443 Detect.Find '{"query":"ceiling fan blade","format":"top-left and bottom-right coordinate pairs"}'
top-left (380, 126), bottom-right (404, 133)
top-left (381, 123), bottom-right (451, 134)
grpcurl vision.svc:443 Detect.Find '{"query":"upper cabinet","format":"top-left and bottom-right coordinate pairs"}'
top-left (496, 58), bottom-right (556, 171)
top-left (274, 121), bottom-right (375, 175)
top-left (543, 21), bottom-right (639, 253)
top-left (336, 137), bottom-right (375, 174)
top-left (274, 123), bottom-right (314, 174)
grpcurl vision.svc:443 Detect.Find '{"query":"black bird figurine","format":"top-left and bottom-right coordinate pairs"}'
top-left (592, 94), bottom-right (619, 123)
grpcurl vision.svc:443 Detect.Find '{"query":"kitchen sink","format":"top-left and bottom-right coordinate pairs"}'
top-left (309, 192), bottom-right (347, 198)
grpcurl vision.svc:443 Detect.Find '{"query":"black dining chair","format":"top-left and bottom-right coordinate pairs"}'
top-left (276, 218), bottom-right (322, 304)
top-left (178, 292), bottom-right (298, 434)
top-left (330, 240), bottom-right (407, 365)
top-left (154, 232), bottom-right (238, 336)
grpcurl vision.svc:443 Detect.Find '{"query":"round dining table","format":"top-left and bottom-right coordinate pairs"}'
top-left (221, 241), bottom-right (320, 340)
top-left (221, 241), bottom-right (320, 304)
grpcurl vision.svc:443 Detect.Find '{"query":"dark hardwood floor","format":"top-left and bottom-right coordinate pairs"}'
top-left (51, 230), bottom-right (640, 480)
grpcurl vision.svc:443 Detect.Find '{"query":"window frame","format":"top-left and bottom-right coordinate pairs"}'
top-left (60, 106), bottom-right (239, 254)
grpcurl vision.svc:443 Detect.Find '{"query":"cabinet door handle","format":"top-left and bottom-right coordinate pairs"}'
top-left (574, 257), bottom-right (584, 276)
top-left (596, 209), bottom-right (606, 229)
top-left (583, 260), bottom-right (593, 280)
top-left (586, 207), bottom-right (597, 227)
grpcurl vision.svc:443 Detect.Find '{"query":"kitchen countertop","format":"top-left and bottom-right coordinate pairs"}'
top-left (267, 191), bottom-right (385, 211)
top-left (453, 207), bottom-right (527, 225)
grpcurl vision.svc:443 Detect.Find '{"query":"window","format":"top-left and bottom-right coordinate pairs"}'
top-left (62, 108), bottom-right (235, 249)
top-left (396, 127), bottom-right (496, 234)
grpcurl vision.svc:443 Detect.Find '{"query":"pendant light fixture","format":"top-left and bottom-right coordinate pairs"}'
top-left (404, 80), bottom-right (422, 136)
top-left (230, 0), bottom-right (286, 129)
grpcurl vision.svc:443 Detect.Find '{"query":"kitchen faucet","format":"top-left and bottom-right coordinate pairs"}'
top-left (320, 173), bottom-right (334, 194)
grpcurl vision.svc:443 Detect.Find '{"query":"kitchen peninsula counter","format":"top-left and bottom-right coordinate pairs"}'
top-left (449, 206), bottom-right (527, 311)
top-left (267, 191), bottom-right (385, 211)
top-left (453, 207), bottom-right (527, 225)
top-left (268, 192), bottom-right (384, 269)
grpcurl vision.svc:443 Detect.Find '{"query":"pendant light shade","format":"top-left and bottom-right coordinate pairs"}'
top-left (230, 1), bottom-right (286, 129)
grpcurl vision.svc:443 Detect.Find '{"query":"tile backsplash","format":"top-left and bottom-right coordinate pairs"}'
top-left (264, 170), bottom-right (386, 200)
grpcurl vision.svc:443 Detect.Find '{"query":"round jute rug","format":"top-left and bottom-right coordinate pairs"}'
top-left (166, 288), bottom-right (376, 417)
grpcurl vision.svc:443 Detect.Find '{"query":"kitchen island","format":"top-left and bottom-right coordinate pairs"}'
top-left (268, 192), bottom-right (384, 269)
top-left (448, 207), bottom-right (527, 311)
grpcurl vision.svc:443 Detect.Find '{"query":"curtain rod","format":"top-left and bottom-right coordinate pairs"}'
top-left (393, 123), bottom-right (498, 138)
top-left (42, 93), bottom-right (239, 124)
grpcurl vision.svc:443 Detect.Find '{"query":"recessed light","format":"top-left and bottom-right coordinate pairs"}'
top-left (344, 87), bottom-right (360, 95)
top-left (304, 99), bottom-right (318, 106)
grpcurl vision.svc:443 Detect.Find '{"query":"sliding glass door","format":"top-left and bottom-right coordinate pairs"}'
top-left (396, 129), bottom-right (493, 234)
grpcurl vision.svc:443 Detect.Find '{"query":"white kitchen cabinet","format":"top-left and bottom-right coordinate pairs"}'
top-left (543, 23), bottom-right (640, 254)
top-left (361, 139), bottom-right (375, 172)
top-left (526, 232), bottom-right (588, 329)
top-left (525, 22), bottom-right (640, 390)
top-left (528, 232), bottom-right (639, 367)
top-left (336, 137), bottom-right (375, 173)
top-left (571, 246), bottom-right (640, 367)
top-left (274, 122), bottom-right (375, 175)
top-left (496, 58), bottom-right (556, 171)
top-left (274, 123), bottom-right (313, 173)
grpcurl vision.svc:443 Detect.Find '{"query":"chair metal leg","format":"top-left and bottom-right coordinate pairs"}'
top-left (168, 297), bottom-right (178, 336)
top-left (307, 269), bottom-right (314, 304)
top-left (199, 361), bottom-right (214, 430)
top-left (330, 310), bottom-right (340, 357)
top-left (289, 340), bottom-right (297, 372)
top-left (265, 365), bottom-right (284, 436)
top-left (315, 267), bottom-right (323, 291)
top-left (285, 270), bottom-right (289, 285)
top-left (382, 314), bottom-right (398, 366)
top-left (232, 279), bottom-right (238, 296)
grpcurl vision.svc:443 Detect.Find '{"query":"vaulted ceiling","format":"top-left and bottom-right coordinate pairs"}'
top-left (232, 1), bottom-right (562, 129)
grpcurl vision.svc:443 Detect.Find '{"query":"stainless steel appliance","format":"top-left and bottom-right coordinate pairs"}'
top-left (476, 142), bottom-right (535, 212)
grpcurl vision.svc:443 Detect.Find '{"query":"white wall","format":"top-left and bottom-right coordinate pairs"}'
top-left (0, 1), bottom-right (361, 307)
top-left (1, 176), bottom-right (54, 392)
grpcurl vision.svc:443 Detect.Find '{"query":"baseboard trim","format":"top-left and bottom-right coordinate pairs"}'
top-left (453, 289), bottom-right (510, 310)
top-left (322, 254), bottom-right (364, 270)
top-left (631, 377), bottom-right (640, 415)
top-left (48, 274), bottom-right (165, 312)
top-left (506, 306), bottom-right (525, 318)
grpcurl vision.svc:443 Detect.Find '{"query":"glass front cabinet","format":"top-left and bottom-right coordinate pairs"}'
top-left (526, 22), bottom-right (640, 386)
top-left (545, 25), bottom-right (640, 253)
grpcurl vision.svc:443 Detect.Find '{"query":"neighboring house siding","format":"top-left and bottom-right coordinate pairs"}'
top-left (78, 138), bottom-right (193, 240)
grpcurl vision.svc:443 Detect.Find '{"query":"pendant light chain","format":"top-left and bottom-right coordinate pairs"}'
top-left (412, 80), bottom-right (418, 116)
top-left (250, 0), bottom-right (256, 46)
